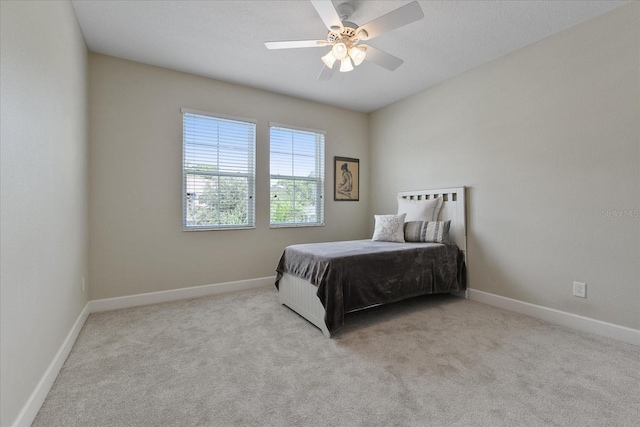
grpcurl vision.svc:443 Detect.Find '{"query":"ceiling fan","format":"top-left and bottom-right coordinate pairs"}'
top-left (265, 0), bottom-right (424, 80)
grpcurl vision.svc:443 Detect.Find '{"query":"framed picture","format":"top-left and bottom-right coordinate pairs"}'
top-left (334, 156), bottom-right (359, 201)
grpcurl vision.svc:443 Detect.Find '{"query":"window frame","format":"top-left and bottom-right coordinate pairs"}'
top-left (181, 108), bottom-right (256, 231)
top-left (269, 123), bottom-right (325, 228)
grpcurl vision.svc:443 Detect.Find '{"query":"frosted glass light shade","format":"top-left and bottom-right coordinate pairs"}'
top-left (321, 51), bottom-right (337, 68)
top-left (339, 58), bottom-right (354, 72)
top-left (349, 46), bottom-right (366, 66)
top-left (331, 42), bottom-right (348, 60)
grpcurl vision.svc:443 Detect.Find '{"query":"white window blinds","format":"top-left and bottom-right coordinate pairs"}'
top-left (182, 109), bottom-right (256, 230)
top-left (270, 125), bottom-right (325, 227)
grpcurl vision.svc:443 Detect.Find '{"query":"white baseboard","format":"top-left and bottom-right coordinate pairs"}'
top-left (88, 276), bottom-right (275, 313)
top-left (12, 304), bottom-right (91, 427)
top-left (467, 288), bottom-right (640, 346)
top-left (12, 276), bottom-right (276, 427)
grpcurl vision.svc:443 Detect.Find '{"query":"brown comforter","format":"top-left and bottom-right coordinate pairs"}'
top-left (275, 239), bottom-right (466, 333)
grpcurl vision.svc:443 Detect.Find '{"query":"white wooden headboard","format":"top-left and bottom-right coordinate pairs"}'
top-left (397, 187), bottom-right (467, 254)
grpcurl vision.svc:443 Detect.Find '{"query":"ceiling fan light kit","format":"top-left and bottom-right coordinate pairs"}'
top-left (265, 0), bottom-right (424, 80)
top-left (321, 37), bottom-right (366, 72)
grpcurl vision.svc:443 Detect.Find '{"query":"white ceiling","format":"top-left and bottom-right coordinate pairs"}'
top-left (71, 0), bottom-right (628, 113)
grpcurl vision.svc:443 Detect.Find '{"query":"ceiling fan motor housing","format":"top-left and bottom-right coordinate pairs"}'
top-left (327, 23), bottom-right (364, 45)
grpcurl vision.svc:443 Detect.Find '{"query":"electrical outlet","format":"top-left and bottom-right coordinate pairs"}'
top-left (573, 281), bottom-right (586, 298)
top-left (82, 277), bottom-right (86, 292)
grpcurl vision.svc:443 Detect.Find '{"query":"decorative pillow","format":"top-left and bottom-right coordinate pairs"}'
top-left (397, 196), bottom-right (443, 222)
top-left (372, 213), bottom-right (406, 243)
top-left (404, 220), bottom-right (451, 243)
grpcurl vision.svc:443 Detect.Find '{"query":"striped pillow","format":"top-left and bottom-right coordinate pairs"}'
top-left (404, 220), bottom-right (451, 243)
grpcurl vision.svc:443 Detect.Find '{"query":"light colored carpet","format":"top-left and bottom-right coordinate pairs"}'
top-left (33, 287), bottom-right (639, 426)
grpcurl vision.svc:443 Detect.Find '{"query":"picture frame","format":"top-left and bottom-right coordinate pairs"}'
top-left (334, 156), bottom-right (359, 201)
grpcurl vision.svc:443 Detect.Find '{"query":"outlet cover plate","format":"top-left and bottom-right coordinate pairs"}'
top-left (573, 281), bottom-right (586, 298)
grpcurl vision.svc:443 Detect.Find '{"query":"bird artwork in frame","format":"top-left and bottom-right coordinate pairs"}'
top-left (334, 156), bottom-right (359, 201)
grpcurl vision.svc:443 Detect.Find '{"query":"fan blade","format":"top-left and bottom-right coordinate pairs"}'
top-left (358, 1), bottom-right (424, 40)
top-left (265, 40), bottom-right (328, 49)
top-left (310, 0), bottom-right (343, 32)
top-left (317, 64), bottom-right (336, 81)
top-left (362, 45), bottom-right (404, 71)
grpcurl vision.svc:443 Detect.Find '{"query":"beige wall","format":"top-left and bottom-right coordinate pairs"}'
top-left (0, 1), bottom-right (89, 426)
top-left (370, 3), bottom-right (639, 329)
top-left (88, 54), bottom-right (369, 300)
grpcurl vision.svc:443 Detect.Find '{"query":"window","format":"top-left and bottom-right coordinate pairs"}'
top-left (182, 109), bottom-right (256, 230)
top-left (270, 124), bottom-right (325, 227)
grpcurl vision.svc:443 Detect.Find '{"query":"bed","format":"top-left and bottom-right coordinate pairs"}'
top-left (275, 187), bottom-right (467, 337)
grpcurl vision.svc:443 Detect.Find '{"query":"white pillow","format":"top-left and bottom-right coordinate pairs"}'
top-left (372, 213), bottom-right (406, 243)
top-left (397, 196), bottom-right (443, 222)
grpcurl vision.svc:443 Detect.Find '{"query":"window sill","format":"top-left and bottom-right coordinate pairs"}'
top-left (183, 226), bottom-right (256, 232)
top-left (270, 223), bottom-right (325, 229)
